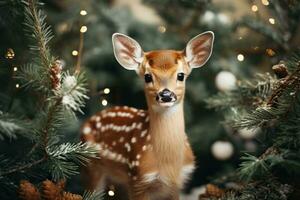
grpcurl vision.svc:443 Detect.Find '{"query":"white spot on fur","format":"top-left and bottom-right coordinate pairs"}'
top-left (136, 154), bottom-right (141, 159)
top-left (137, 122), bottom-right (143, 129)
top-left (131, 137), bottom-right (137, 143)
top-left (125, 143), bottom-right (131, 152)
top-left (119, 137), bottom-right (124, 143)
top-left (145, 116), bottom-right (149, 122)
top-left (146, 134), bottom-right (151, 141)
top-left (96, 122), bottom-right (101, 128)
top-left (130, 108), bottom-right (138, 112)
top-left (142, 145), bottom-right (147, 151)
top-left (141, 130), bottom-right (147, 137)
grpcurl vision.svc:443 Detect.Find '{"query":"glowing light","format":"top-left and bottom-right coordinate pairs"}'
top-left (251, 5), bottom-right (258, 12)
top-left (104, 88), bottom-right (110, 94)
top-left (157, 25), bottom-right (166, 33)
top-left (16, 84), bottom-right (20, 88)
top-left (266, 48), bottom-right (276, 56)
top-left (269, 18), bottom-right (275, 24)
top-left (72, 50), bottom-right (78, 56)
top-left (13, 67), bottom-right (18, 72)
top-left (237, 54), bottom-right (244, 62)
top-left (261, 0), bottom-right (269, 6)
top-left (80, 10), bottom-right (87, 16)
top-left (101, 99), bottom-right (108, 106)
top-left (108, 190), bottom-right (115, 196)
top-left (80, 26), bottom-right (87, 33)
top-left (238, 36), bottom-right (243, 40)
top-left (5, 48), bottom-right (15, 59)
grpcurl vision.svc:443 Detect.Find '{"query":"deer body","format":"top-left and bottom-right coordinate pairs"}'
top-left (81, 33), bottom-right (214, 199)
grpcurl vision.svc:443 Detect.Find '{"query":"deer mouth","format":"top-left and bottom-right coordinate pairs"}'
top-left (158, 101), bottom-right (176, 107)
top-left (156, 96), bottom-right (177, 107)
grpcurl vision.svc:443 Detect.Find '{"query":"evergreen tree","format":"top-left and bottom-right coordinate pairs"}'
top-left (0, 0), bottom-right (102, 199)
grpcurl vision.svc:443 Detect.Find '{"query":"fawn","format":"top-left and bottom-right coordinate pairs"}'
top-left (81, 31), bottom-right (214, 200)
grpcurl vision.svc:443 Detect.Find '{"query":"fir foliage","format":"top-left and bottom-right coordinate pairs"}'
top-left (0, 0), bottom-right (100, 199)
top-left (207, 55), bottom-right (300, 199)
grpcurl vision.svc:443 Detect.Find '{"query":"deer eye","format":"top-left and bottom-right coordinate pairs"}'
top-left (177, 73), bottom-right (185, 81)
top-left (144, 74), bottom-right (153, 83)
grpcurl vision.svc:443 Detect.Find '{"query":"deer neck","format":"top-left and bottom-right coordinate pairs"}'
top-left (147, 101), bottom-right (186, 173)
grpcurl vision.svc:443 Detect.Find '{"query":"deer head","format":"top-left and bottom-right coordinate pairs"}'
top-left (112, 32), bottom-right (214, 111)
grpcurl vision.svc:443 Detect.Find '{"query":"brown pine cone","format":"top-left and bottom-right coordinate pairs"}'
top-left (272, 61), bottom-right (288, 79)
top-left (206, 184), bottom-right (225, 197)
top-left (56, 179), bottom-right (66, 191)
top-left (41, 179), bottom-right (63, 200)
top-left (19, 180), bottom-right (41, 200)
top-left (61, 192), bottom-right (83, 200)
top-left (199, 184), bottom-right (225, 199)
top-left (50, 60), bottom-right (63, 90)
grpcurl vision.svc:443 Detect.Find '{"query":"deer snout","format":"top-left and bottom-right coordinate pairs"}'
top-left (156, 88), bottom-right (177, 103)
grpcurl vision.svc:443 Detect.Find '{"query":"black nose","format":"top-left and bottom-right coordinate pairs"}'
top-left (158, 89), bottom-right (173, 102)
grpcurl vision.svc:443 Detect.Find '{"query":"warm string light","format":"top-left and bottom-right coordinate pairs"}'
top-left (237, 54), bottom-right (244, 62)
top-left (251, 5), bottom-right (258, 12)
top-left (108, 190), bottom-right (115, 196)
top-left (5, 48), bottom-right (15, 59)
top-left (13, 67), bottom-right (18, 72)
top-left (261, 0), bottom-right (269, 6)
top-left (75, 9), bottom-right (87, 73)
top-left (101, 99), bottom-right (108, 106)
top-left (269, 18), bottom-right (275, 24)
top-left (80, 26), bottom-right (87, 33)
top-left (15, 83), bottom-right (20, 88)
top-left (157, 25), bottom-right (166, 33)
top-left (80, 10), bottom-right (87, 16)
top-left (266, 48), bottom-right (276, 56)
top-left (72, 50), bottom-right (78, 56)
top-left (103, 88), bottom-right (110, 94)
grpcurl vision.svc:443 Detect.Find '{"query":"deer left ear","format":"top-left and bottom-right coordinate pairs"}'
top-left (183, 31), bottom-right (214, 69)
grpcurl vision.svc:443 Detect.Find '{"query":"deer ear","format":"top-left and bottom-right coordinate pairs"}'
top-left (183, 31), bottom-right (214, 69)
top-left (112, 33), bottom-right (144, 71)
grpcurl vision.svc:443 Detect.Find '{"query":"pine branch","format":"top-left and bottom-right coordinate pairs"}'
top-left (0, 156), bottom-right (46, 176)
top-left (82, 190), bottom-right (105, 200)
top-left (0, 111), bottom-right (30, 140)
top-left (46, 142), bottom-right (99, 180)
top-left (23, 0), bottom-right (53, 69)
top-left (267, 61), bottom-right (300, 106)
top-left (238, 153), bottom-right (269, 181)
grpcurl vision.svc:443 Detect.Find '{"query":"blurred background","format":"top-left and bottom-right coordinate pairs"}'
top-left (0, 0), bottom-right (299, 199)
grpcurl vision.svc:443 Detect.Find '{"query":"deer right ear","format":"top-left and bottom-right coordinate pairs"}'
top-left (183, 31), bottom-right (214, 69)
top-left (112, 33), bottom-right (144, 71)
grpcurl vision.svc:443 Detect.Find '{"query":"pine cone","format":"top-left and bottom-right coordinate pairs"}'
top-left (19, 180), bottom-right (41, 200)
top-left (206, 184), bottom-right (225, 197)
top-left (199, 184), bottom-right (225, 199)
top-left (50, 60), bottom-right (63, 90)
top-left (62, 192), bottom-right (83, 200)
top-left (272, 61), bottom-right (288, 79)
top-left (41, 179), bottom-right (63, 200)
top-left (56, 179), bottom-right (66, 191)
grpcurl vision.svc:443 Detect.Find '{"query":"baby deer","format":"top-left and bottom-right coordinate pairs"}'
top-left (81, 31), bottom-right (214, 199)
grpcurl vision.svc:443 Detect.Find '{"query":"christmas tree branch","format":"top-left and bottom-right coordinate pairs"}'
top-left (267, 61), bottom-right (300, 106)
top-left (0, 156), bottom-right (46, 176)
top-left (25, 0), bottom-right (53, 69)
